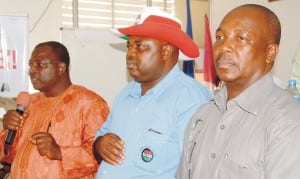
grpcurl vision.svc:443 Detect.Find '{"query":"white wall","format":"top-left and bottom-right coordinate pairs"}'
top-left (0, 0), bottom-right (298, 105)
top-left (61, 29), bottom-right (127, 106)
top-left (0, 0), bottom-right (62, 52)
top-left (0, 0), bottom-right (128, 106)
top-left (210, 0), bottom-right (300, 88)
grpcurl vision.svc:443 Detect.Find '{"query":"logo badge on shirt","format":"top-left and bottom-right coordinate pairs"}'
top-left (141, 148), bottom-right (153, 162)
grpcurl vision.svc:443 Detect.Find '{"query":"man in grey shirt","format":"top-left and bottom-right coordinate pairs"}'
top-left (177, 4), bottom-right (300, 179)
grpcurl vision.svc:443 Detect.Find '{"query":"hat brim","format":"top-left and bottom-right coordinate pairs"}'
top-left (113, 22), bottom-right (199, 59)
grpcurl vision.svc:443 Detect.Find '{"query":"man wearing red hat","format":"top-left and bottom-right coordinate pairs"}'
top-left (93, 7), bottom-right (212, 179)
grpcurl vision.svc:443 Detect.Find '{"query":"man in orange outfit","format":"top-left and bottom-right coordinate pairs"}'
top-left (0, 41), bottom-right (109, 178)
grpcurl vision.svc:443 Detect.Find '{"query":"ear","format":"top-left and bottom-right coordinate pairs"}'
top-left (266, 43), bottom-right (279, 64)
top-left (58, 62), bottom-right (67, 74)
top-left (161, 44), bottom-right (172, 60)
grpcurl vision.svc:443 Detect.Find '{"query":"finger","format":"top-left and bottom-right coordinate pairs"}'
top-left (108, 134), bottom-right (125, 151)
top-left (101, 149), bottom-right (123, 165)
top-left (3, 111), bottom-right (25, 130)
top-left (31, 134), bottom-right (52, 156)
top-left (110, 148), bottom-right (125, 164)
top-left (31, 132), bottom-right (50, 139)
top-left (102, 141), bottom-right (125, 164)
top-left (104, 156), bottom-right (122, 165)
top-left (104, 134), bottom-right (125, 156)
top-left (30, 137), bottom-right (37, 145)
top-left (33, 134), bottom-right (61, 160)
top-left (30, 132), bottom-right (51, 145)
top-left (108, 142), bottom-right (125, 159)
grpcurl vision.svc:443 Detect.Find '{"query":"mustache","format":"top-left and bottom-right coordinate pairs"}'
top-left (215, 54), bottom-right (235, 66)
top-left (126, 60), bottom-right (137, 66)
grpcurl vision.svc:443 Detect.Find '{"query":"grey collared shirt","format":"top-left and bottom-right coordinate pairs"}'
top-left (177, 73), bottom-right (300, 179)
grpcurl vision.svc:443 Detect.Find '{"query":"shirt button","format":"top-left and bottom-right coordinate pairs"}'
top-left (220, 124), bottom-right (225, 130)
top-left (224, 153), bottom-right (229, 159)
top-left (210, 153), bottom-right (216, 159)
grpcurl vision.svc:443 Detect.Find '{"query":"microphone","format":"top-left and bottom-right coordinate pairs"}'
top-left (4, 92), bottom-right (30, 153)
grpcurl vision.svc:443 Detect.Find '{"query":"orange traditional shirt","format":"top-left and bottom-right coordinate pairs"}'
top-left (0, 85), bottom-right (109, 179)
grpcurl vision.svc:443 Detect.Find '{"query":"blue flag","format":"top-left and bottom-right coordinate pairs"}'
top-left (183, 0), bottom-right (194, 78)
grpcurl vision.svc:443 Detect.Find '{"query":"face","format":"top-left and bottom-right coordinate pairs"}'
top-left (29, 45), bottom-right (63, 92)
top-left (213, 7), bottom-right (274, 86)
top-left (126, 36), bottom-right (167, 83)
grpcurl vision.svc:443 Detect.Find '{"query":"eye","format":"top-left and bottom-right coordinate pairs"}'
top-left (215, 35), bottom-right (223, 41)
top-left (39, 63), bottom-right (48, 68)
top-left (136, 42), bottom-right (149, 51)
top-left (28, 62), bottom-right (37, 68)
top-left (237, 36), bottom-right (246, 41)
top-left (136, 42), bottom-right (142, 49)
top-left (126, 41), bottom-right (132, 49)
top-left (28, 62), bottom-right (49, 69)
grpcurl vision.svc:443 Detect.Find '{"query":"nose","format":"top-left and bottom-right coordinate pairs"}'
top-left (217, 38), bottom-right (232, 54)
top-left (126, 47), bottom-right (136, 61)
top-left (29, 66), bottom-right (39, 74)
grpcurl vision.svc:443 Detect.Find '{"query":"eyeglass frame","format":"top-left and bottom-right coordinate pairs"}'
top-left (28, 61), bottom-right (62, 70)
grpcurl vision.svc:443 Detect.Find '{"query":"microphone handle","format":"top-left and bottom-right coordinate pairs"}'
top-left (4, 108), bottom-right (25, 145)
top-left (5, 130), bottom-right (16, 145)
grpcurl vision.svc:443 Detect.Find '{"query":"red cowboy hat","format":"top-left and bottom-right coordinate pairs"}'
top-left (111, 7), bottom-right (199, 58)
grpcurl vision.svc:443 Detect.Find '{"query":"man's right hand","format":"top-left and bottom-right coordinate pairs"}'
top-left (94, 133), bottom-right (125, 165)
top-left (2, 110), bottom-right (26, 131)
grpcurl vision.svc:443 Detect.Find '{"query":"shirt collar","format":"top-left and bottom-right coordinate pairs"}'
top-left (215, 73), bottom-right (275, 115)
top-left (129, 65), bottom-right (181, 99)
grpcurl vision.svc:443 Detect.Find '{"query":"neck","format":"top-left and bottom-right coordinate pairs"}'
top-left (140, 74), bottom-right (166, 96)
top-left (43, 77), bottom-right (72, 97)
top-left (224, 80), bottom-right (248, 100)
top-left (141, 82), bottom-right (155, 96)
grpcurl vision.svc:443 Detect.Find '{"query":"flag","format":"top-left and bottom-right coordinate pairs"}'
top-left (203, 14), bottom-right (218, 89)
top-left (182, 0), bottom-right (194, 78)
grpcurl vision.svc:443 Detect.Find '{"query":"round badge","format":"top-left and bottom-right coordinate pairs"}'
top-left (141, 148), bottom-right (153, 162)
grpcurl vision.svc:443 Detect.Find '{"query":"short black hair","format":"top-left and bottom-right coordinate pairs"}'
top-left (35, 41), bottom-right (70, 72)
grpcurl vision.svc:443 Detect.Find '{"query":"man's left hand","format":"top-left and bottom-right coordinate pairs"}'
top-left (30, 132), bottom-right (62, 160)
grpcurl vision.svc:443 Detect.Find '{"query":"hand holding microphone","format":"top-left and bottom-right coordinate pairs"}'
top-left (3, 91), bottom-right (30, 154)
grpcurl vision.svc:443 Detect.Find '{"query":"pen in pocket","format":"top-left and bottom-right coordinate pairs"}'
top-left (148, 128), bottom-right (162, 135)
top-left (46, 121), bottom-right (51, 133)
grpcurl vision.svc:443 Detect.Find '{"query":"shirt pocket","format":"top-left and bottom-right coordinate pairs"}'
top-left (133, 127), bottom-right (169, 174)
top-left (219, 158), bottom-right (263, 179)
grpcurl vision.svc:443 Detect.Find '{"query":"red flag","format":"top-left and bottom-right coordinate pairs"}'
top-left (203, 14), bottom-right (218, 89)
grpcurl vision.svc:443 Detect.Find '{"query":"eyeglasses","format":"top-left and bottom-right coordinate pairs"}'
top-left (28, 61), bottom-right (61, 69)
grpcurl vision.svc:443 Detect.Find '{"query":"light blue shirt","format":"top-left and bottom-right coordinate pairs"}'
top-left (95, 65), bottom-right (212, 179)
